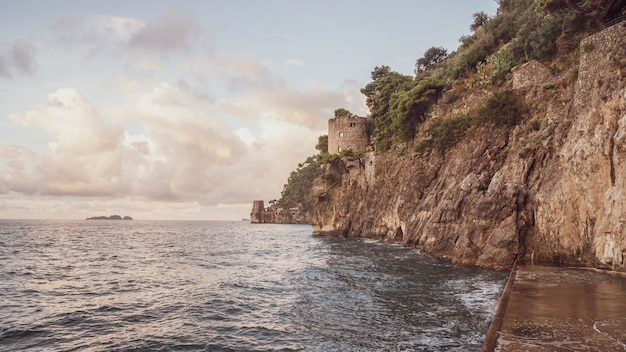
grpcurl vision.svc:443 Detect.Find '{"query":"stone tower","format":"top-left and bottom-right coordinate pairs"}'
top-left (328, 114), bottom-right (372, 154)
top-left (250, 200), bottom-right (265, 223)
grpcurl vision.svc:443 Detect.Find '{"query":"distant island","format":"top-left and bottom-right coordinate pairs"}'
top-left (86, 215), bottom-right (133, 220)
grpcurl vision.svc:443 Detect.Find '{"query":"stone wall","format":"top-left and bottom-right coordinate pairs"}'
top-left (533, 20), bottom-right (626, 269)
top-left (250, 200), bottom-right (309, 224)
top-left (341, 151), bottom-right (376, 189)
top-left (328, 115), bottom-right (372, 154)
top-left (511, 60), bottom-right (554, 90)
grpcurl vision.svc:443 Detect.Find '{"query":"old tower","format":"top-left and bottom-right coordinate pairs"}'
top-left (250, 200), bottom-right (265, 223)
top-left (328, 113), bottom-right (373, 154)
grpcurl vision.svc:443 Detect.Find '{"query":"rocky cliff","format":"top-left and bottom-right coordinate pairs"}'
top-left (312, 22), bottom-right (626, 271)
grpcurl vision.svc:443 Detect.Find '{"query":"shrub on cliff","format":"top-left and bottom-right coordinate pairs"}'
top-left (389, 77), bottom-right (447, 143)
top-left (476, 89), bottom-right (528, 127)
top-left (422, 110), bottom-right (473, 153)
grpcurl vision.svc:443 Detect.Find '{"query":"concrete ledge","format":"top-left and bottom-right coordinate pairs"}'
top-left (482, 265), bottom-right (626, 351)
top-left (481, 263), bottom-right (518, 352)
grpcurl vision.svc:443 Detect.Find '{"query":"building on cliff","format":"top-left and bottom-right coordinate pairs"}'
top-left (328, 113), bottom-right (373, 154)
top-left (326, 113), bottom-right (377, 188)
top-left (250, 200), bottom-right (309, 224)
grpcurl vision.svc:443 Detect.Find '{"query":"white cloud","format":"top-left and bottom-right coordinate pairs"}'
top-left (0, 73), bottom-right (362, 213)
top-left (179, 55), bottom-right (284, 92)
top-left (235, 127), bottom-right (256, 147)
top-left (2, 11), bottom-right (368, 219)
top-left (95, 15), bottom-right (145, 42)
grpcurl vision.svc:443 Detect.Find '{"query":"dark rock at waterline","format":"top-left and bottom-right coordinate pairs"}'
top-left (86, 215), bottom-right (133, 220)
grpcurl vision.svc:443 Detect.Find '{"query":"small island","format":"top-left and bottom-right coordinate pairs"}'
top-left (86, 215), bottom-right (133, 220)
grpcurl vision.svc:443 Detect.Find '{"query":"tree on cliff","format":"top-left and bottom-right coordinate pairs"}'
top-left (470, 11), bottom-right (491, 32)
top-left (537, 0), bottom-right (626, 23)
top-left (315, 135), bottom-right (328, 154)
top-left (361, 66), bottom-right (446, 149)
top-left (388, 77), bottom-right (446, 142)
top-left (277, 155), bottom-right (324, 213)
top-left (414, 47), bottom-right (448, 75)
top-left (360, 66), bottom-right (414, 150)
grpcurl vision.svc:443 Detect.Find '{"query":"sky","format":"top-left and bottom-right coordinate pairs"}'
top-left (0, 0), bottom-right (499, 220)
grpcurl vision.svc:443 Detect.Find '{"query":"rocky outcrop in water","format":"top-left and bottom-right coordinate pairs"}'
top-left (312, 23), bottom-right (626, 271)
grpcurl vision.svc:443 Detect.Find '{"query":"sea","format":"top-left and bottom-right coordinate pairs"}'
top-left (0, 220), bottom-right (508, 351)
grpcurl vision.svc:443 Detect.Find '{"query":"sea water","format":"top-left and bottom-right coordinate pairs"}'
top-left (0, 220), bottom-right (507, 351)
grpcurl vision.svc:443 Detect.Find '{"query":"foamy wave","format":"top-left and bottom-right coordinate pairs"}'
top-left (448, 276), bottom-right (505, 319)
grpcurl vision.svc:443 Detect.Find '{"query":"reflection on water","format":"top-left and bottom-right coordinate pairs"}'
top-left (495, 265), bottom-right (626, 351)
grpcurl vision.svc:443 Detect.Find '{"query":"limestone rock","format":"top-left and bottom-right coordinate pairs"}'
top-left (312, 22), bottom-right (626, 272)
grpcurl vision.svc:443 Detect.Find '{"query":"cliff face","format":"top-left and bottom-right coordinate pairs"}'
top-left (312, 23), bottom-right (626, 271)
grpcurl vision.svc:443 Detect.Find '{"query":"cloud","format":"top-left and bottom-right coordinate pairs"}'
top-left (51, 8), bottom-right (201, 58)
top-left (0, 145), bottom-right (39, 194)
top-left (0, 41), bottom-right (367, 218)
top-left (0, 55), bottom-right (9, 78)
top-left (128, 7), bottom-right (202, 54)
top-left (179, 55), bottom-right (367, 130)
top-left (2, 84), bottom-right (250, 202)
top-left (1, 73), bottom-right (364, 209)
top-left (11, 40), bottom-right (37, 74)
top-left (248, 85), bottom-right (365, 130)
top-left (95, 15), bottom-right (145, 42)
top-left (51, 16), bottom-right (109, 56)
top-left (0, 39), bottom-right (37, 78)
top-left (7, 88), bottom-right (128, 196)
top-left (180, 55), bottom-right (284, 92)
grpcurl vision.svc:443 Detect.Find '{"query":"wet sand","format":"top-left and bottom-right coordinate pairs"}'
top-left (486, 265), bottom-right (626, 351)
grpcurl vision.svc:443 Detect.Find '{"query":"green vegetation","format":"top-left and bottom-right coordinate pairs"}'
top-left (317, 147), bottom-right (365, 165)
top-left (360, 66), bottom-right (446, 150)
top-left (423, 110), bottom-right (473, 153)
top-left (355, 0), bottom-right (623, 154)
top-left (334, 108), bottom-right (354, 118)
top-left (276, 0), bottom-right (625, 209)
top-left (420, 89), bottom-right (528, 153)
top-left (415, 47), bottom-right (448, 75)
top-left (475, 89), bottom-right (528, 127)
top-left (582, 42), bottom-right (595, 52)
top-left (389, 77), bottom-right (447, 143)
top-left (315, 134), bottom-right (328, 154)
top-left (277, 133), bottom-right (362, 213)
top-left (276, 155), bottom-right (324, 213)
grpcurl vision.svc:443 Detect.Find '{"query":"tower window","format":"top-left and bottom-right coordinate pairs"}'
top-left (349, 122), bottom-right (356, 127)
top-left (339, 132), bottom-right (344, 138)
